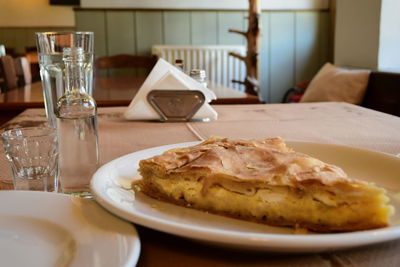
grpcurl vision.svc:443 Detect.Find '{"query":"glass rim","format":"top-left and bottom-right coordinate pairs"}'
top-left (35, 31), bottom-right (94, 36)
top-left (1, 127), bottom-right (57, 139)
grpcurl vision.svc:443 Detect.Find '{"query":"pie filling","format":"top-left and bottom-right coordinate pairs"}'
top-left (138, 167), bottom-right (393, 232)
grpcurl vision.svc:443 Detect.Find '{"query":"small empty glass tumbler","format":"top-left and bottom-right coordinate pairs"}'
top-left (1, 127), bottom-right (59, 192)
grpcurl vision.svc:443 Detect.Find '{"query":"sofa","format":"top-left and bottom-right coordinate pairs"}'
top-left (362, 71), bottom-right (400, 117)
top-left (283, 64), bottom-right (400, 117)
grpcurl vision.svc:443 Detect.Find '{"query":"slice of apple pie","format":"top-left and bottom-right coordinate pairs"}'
top-left (136, 137), bottom-right (394, 232)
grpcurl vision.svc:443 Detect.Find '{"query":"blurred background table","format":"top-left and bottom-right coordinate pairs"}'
top-left (0, 76), bottom-right (260, 125)
top-left (1, 102), bottom-right (400, 266)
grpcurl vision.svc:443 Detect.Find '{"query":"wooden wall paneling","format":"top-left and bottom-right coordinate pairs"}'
top-left (190, 11), bottom-right (218, 45)
top-left (269, 12), bottom-right (295, 103)
top-left (0, 29), bottom-right (3, 48)
top-left (217, 11), bottom-right (246, 90)
top-left (260, 12), bottom-right (270, 102)
top-left (76, 11), bottom-right (107, 78)
top-left (75, 11), bottom-right (107, 57)
top-left (106, 11), bottom-right (135, 55)
top-left (26, 28), bottom-right (39, 49)
top-left (57, 27), bottom-right (75, 32)
top-left (0, 29), bottom-right (7, 53)
top-left (295, 11), bottom-right (320, 84)
top-left (71, 9), bottom-right (328, 101)
top-left (217, 11), bottom-right (246, 45)
top-left (106, 11), bottom-right (136, 77)
top-left (135, 11), bottom-right (163, 55)
top-left (1, 29), bottom-right (17, 54)
top-left (243, 11), bottom-right (249, 46)
top-left (163, 11), bottom-right (191, 45)
top-left (14, 29), bottom-right (27, 54)
top-left (318, 11), bottom-right (331, 67)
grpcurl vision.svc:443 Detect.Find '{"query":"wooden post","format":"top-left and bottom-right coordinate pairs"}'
top-left (229, 0), bottom-right (261, 96)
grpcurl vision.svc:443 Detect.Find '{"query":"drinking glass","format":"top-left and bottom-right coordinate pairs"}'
top-left (1, 127), bottom-right (59, 192)
top-left (35, 32), bottom-right (94, 128)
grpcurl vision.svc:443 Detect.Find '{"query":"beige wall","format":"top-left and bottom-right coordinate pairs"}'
top-left (378, 0), bottom-right (400, 70)
top-left (0, 0), bottom-right (75, 27)
top-left (334, 0), bottom-right (381, 69)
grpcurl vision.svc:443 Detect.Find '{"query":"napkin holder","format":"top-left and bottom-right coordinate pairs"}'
top-left (124, 59), bottom-right (218, 121)
top-left (147, 90), bottom-right (205, 122)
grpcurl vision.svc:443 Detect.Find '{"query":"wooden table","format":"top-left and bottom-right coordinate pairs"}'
top-left (0, 77), bottom-right (259, 125)
top-left (1, 102), bottom-right (400, 266)
top-left (0, 77), bottom-right (260, 110)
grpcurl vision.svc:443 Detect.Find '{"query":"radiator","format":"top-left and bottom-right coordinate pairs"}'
top-left (152, 45), bottom-right (246, 91)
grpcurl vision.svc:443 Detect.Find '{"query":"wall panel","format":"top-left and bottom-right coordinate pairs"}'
top-left (106, 11), bottom-right (136, 55)
top-left (26, 29), bottom-right (39, 48)
top-left (295, 12), bottom-right (320, 83)
top-left (191, 12), bottom-right (218, 45)
top-left (270, 12), bottom-right (295, 103)
top-left (217, 12), bottom-right (246, 45)
top-left (260, 13), bottom-right (270, 102)
top-left (1, 29), bottom-right (17, 52)
top-left (135, 11), bottom-right (164, 55)
top-left (105, 11), bottom-right (136, 76)
top-left (319, 12), bottom-right (331, 67)
top-left (75, 11), bottom-right (107, 56)
top-left (163, 12), bottom-right (191, 45)
top-left (0, 27), bottom-right (75, 54)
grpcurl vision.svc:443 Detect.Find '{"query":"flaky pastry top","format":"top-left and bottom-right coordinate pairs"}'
top-left (141, 137), bottom-right (361, 186)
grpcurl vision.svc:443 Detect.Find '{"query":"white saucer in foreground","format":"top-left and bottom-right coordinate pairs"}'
top-left (0, 191), bottom-right (140, 267)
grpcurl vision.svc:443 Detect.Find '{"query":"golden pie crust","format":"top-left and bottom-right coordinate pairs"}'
top-left (136, 137), bottom-right (394, 232)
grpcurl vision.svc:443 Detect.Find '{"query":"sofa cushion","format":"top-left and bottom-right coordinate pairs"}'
top-left (300, 63), bottom-right (370, 104)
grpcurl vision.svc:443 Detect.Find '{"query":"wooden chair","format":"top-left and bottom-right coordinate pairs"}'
top-left (24, 46), bottom-right (40, 82)
top-left (14, 57), bottom-right (32, 86)
top-left (0, 55), bottom-right (18, 91)
top-left (95, 54), bottom-right (158, 77)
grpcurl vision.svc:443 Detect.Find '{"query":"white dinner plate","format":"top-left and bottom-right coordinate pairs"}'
top-left (0, 191), bottom-right (140, 267)
top-left (91, 141), bottom-right (400, 253)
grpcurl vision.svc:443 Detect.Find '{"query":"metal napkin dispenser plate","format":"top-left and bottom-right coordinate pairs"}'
top-left (147, 90), bottom-right (206, 121)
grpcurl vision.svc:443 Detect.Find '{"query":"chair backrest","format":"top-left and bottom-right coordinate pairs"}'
top-left (95, 54), bottom-right (158, 77)
top-left (0, 55), bottom-right (18, 90)
top-left (24, 48), bottom-right (40, 82)
top-left (14, 57), bottom-right (32, 86)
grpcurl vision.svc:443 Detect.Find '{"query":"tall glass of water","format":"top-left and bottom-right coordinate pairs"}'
top-left (35, 32), bottom-right (94, 128)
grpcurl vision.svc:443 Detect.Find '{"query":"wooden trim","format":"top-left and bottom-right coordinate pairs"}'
top-left (0, 97), bottom-right (260, 111)
top-left (79, 0), bottom-right (329, 11)
top-left (0, 103), bottom-right (44, 111)
top-left (74, 8), bottom-right (330, 12)
top-left (0, 26), bottom-right (75, 29)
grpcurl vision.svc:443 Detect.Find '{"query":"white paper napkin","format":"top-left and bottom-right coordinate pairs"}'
top-left (124, 58), bottom-right (218, 121)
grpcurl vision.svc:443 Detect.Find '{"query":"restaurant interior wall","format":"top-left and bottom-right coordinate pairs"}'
top-left (0, 2), bottom-right (331, 103)
top-left (335, 0), bottom-right (400, 71)
top-left (0, 0), bottom-right (75, 27)
top-left (0, 0), bottom-right (75, 55)
top-left (74, 9), bottom-right (331, 103)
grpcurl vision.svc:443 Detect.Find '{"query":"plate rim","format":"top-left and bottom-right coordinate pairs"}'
top-left (0, 190), bottom-right (141, 267)
top-left (91, 140), bottom-right (400, 252)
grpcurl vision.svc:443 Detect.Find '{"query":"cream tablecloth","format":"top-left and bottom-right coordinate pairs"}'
top-left (1, 102), bottom-right (400, 266)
